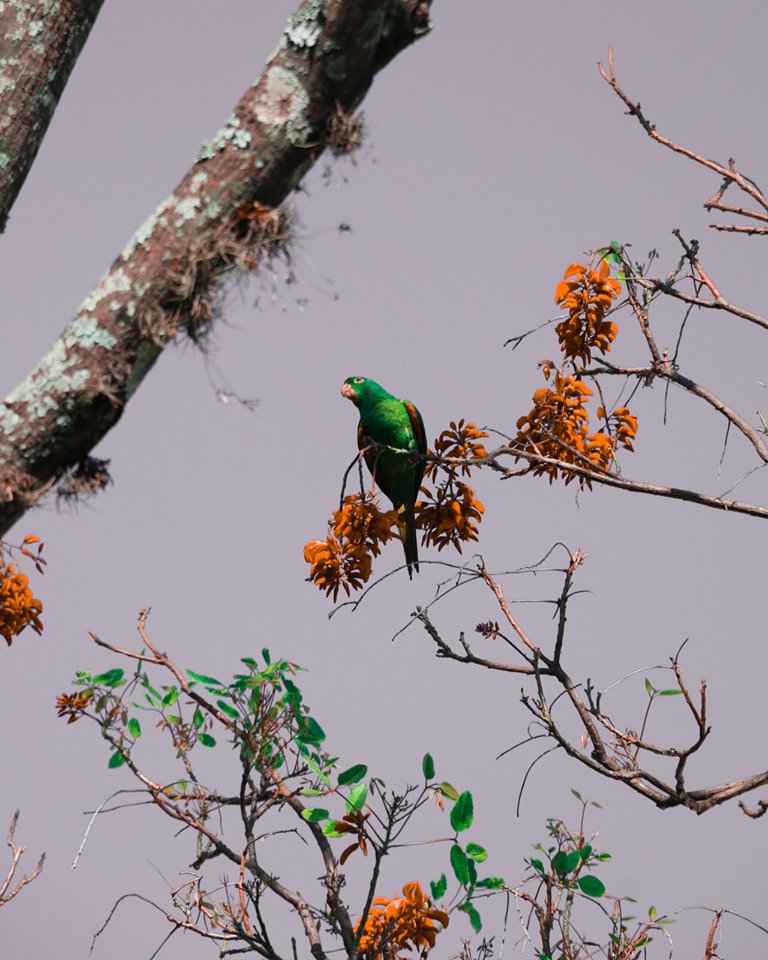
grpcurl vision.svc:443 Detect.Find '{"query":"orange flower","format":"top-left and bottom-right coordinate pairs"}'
top-left (426, 420), bottom-right (488, 481)
top-left (554, 259), bottom-right (621, 365)
top-left (55, 689), bottom-right (93, 724)
top-left (514, 368), bottom-right (638, 486)
top-left (0, 562), bottom-right (44, 646)
top-left (356, 881), bottom-right (449, 958)
top-left (417, 482), bottom-right (485, 552)
top-left (304, 495), bottom-right (398, 600)
top-left (304, 537), bottom-right (372, 602)
top-left (332, 495), bottom-right (398, 557)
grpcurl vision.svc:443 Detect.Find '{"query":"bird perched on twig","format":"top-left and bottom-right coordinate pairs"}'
top-left (340, 377), bottom-right (427, 578)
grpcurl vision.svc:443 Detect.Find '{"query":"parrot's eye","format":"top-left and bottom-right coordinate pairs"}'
top-left (352, 377), bottom-right (364, 384)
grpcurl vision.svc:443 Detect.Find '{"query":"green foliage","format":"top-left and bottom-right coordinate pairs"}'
top-left (337, 763), bottom-right (367, 785)
top-left (430, 873), bottom-right (447, 900)
top-left (450, 790), bottom-right (474, 833)
top-left (186, 670), bottom-right (225, 688)
top-left (450, 843), bottom-right (471, 886)
top-left (92, 668), bottom-right (125, 688)
top-left (466, 842), bottom-right (487, 862)
top-left (345, 783), bottom-right (368, 813)
top-left (216, 699), bottom-right (240, 720)
top-left (439, 781), bottom-right (459, 801)
top-left (460, 900), bottom-right (482, 933)
top-left (476, 876), bottom-right (505, 889)
top-left (578, 875), bottom-right (606, 898)
top-left (63, 644), bottom-right (664, 958)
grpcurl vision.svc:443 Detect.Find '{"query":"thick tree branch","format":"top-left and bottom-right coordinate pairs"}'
top-left (0, 0), bottom-right (105, 232)
top-left (0, 0), bottom-right (433, 537)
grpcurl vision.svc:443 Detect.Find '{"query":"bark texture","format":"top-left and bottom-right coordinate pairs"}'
top-left (0, 0), bottom-right (433, 536)
top-left (0, 0), bottom-right (105, 232)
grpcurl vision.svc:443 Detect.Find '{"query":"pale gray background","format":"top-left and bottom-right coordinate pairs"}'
top-left (3, 1), bottom-right (768, 957)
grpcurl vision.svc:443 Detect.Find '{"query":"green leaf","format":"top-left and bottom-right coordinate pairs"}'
top-left (301, 808), bottom-right (329, 823)
top-left (296, 717), bottom-right (326, 746)
top-left (595, 852), bottom-right (612, 861)
top-left (450, 844), bottom-right (471, 886)
top-left (466, 842), bottom-right (487, 863)
top-left (659, 688), bottom-right (683, 696)
top-left (578, 875), bottom-right (606, 898)
top-left (476, 876), bottom-right (505, 890)
top-left (321, 821), bottom-right (345, 838)
top-left (579, 843), bottom-right (592, 860)
top-left (93, 668), bottom-right (125, 688)
top-left (346, 783), bottom-right (368, 812)
top-left (241, 657), bottom-right (258, 669)
top-left (460, 901), bottom-right (482, 933)
top-left (530, 858), bottom-right (545, 875)
top-left (127, 717), bottom-right (142, 739)
top-left (450, 791), bottom-right (474, 833)
top-left (430, 874), bottom-right (447, 900)
top-left (161, 686), bottom-right (178, 707)
top-left (564, 850), bottom-right (582, 873)
top-left (610, 240), bottom-right (622, 254)
top-left (261, 647), bottom-right (271, 665)
top-left (467, 857), bottom-right (477, 886)
top-left (199, 733), bottom-right (216, 748)
top-left (337, 764), bottom-right (367, 786)
top-left (217, 699), bottom-right (240, 720)
top-left (304, 751), bottom-right (331, 785)
top-left (422, 753), bottom-right (435, 780)
top-left (108, 749), bottom-right (126, 769)
top-left (165, 714), bottom-right (181, 725)
top-left (300, 787), bottom-right (327, 797)
top-left (648, 905), bottom-right (657, 920)
top-left (192, 707), bottom-right (205, 729)
top-left (644, 677), bottom-right (656, 697)
top-left (186, 670), bottom-right (225, 688)
top-left (439, 782), bottom-right (459, 801)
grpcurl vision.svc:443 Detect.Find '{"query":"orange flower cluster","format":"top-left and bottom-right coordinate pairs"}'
top-left (514, 368), bottom-right (637, 486)
top-left (55, 690), bottom-right (94, 724)
top-left (554, 260), bottom-right (621, 364)
top-left (417, 484), bottom-right (485, 552)
top-left (356, 882), bottom-right (449, 959)
top-left (0, 562), bottom-right (44, 646)
top-left (418, 420), bottom-right (487, 552)
top-left (304, 495), bottom-right (398, 601)
top-left (426, 420), bottom-right (488, 481)
top-left (598, 405), bottom-right (639, 452)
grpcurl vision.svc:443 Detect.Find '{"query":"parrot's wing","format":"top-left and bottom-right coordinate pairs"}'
top-left (403, 401), bottom-right (427, 455)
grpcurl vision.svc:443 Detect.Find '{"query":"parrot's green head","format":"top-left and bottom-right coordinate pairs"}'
top-left (340, 376), bottom-right (392, 410)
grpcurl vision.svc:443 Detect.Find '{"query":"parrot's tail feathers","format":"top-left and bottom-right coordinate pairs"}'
top-left (401, 503), bottom-right (420, 579)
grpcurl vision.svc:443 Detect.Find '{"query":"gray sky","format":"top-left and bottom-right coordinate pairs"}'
top-left (3, 1), bottom-right (768, 957)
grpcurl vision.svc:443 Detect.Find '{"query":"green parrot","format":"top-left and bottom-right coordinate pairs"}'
top-left (340, 376), bottom-right (427, 578)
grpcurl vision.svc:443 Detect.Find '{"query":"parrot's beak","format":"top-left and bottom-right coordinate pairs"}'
top-left (340, 382), bottom-right (356, 401)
